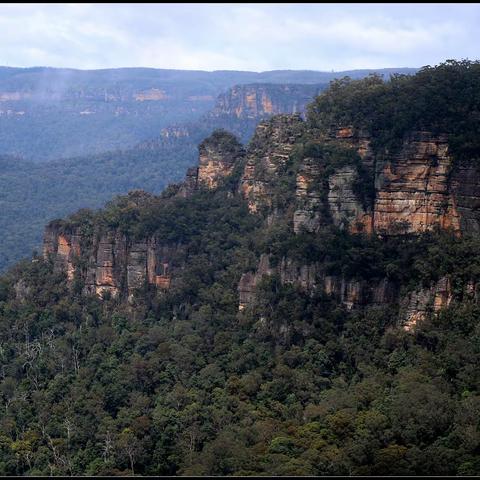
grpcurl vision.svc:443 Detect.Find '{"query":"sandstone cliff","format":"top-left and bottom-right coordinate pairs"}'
top-left (290, 126), bottom-right (480, 238)
top-left (211, 84), bottom-right (324, 119)
top-left (239, 114), bottom-right (305, 214)
top-left (176, 130), bottom-right (245, 197)
top-left (43, 112), bottom-right (480, 330)
top-left (197, 130), bottom-right (245, 189)
top-left (237, 253), bottom-right (396, 313)
top-left (233, 118), bottom-right (480, 329)
top-left (43, 224), bottom-right (178, 302)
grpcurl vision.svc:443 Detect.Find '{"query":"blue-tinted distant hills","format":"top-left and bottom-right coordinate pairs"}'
top-left (0, 66), bottom-right (417, 161)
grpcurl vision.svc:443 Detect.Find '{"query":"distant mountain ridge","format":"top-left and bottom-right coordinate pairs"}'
top-left (0, 66), bottom-right (417, 161)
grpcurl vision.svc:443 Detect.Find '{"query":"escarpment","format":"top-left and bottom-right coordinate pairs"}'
top-left (43, 227), bottom-right (82, 281)
top-left (211, 84), bottom-right (325, 119)
top-left (43, 64), bottom-right (480, 333)
top-left (44, 223), bottom-right (178, 301)
top-left (372, 131), bottom-right (461, 235)
top-left (233, 117), bottom-right (480, 328)
top-left (237, 253), bottom-right (397, 313)
top-left (43, 129), bottom-right (247, 302)
top-left (290, 127), bottom-right (480, 237)
top-left (239, 114), bottom-right (305, 214)
top-left (293, 156), bottom-right (327, 233)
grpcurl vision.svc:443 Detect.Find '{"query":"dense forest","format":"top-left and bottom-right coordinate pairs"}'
top-left (0, 60), bottom-right (480, 476)
top-left (0, 138), bottom-right (197, 272)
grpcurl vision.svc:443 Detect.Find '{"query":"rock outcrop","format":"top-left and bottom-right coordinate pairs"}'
top-left (211, 84), bottom-right (324, 119)
top-left (197, 130), bottom-right (245, 189)
top-left (401, 276), bottom-right (453, 331)
top-left (176, 167), bottom-right (199, 198)
top-left (332, 126), bottom-right (375, 174)
top-left (43, 228), bottom-right (82, 281)
top-left (293, 157), bottom-right (326, 233)
top-left (290, 126), bottom-right (477, 237)
top-left (373, 132), bottom-right (461, 235)
top-left (43, 111), bottom-right (480, 329)
top-left (450, 162), bottom-right (480, 234)
top-left (176, 130), bottom-right (244, 196)
top-left (43, 224), bottom-right (177, 301)
top-left (43, 129), bottom-right (247, 300)
top-left (240, 114), bottom-right (305, 213)
top-left (327, 166), bottom-right (372, 233)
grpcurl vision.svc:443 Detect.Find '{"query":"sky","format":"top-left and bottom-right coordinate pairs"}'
top-left (0, 3), bottom-right (478, 72)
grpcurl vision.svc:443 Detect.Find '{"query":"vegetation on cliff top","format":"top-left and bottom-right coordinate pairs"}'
top-left (308, 59), bottom-right (480, 160)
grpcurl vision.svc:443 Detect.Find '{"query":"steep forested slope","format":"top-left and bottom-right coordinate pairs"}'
top-left (0, 60), bottom-right (479, 476)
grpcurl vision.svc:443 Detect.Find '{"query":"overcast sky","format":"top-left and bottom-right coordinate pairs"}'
top-left (0, 3), bottom-right (478, 72)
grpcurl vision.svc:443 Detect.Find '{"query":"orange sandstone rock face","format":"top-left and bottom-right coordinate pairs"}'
top-left (92, 234), bottom-right (121, 298)
top-left (197, 131), bottom-right (244, 190)
top-left (321, 128), bottom-right (463, 236)
top-left (373, 132), bottom-right (461, 235)
top-left (43, 224), bottom-right (178, 301)
top-left (293, 158), bottom-right (325, 233)
top-left (212, 84), bottom-right (323, 120)
top-left (43, 230), bottom-right (81, 281)
top-left (197, 153), bottom-right (236, 190)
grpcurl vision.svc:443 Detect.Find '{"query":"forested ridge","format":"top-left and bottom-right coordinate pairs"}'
top-left (0, 60), bottom-right (480, 476)
top-left (0, 66), bottom-right (415, 273)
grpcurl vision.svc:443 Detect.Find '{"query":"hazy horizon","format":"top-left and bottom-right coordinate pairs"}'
top-left (0, 64), bottom-right (420, 73)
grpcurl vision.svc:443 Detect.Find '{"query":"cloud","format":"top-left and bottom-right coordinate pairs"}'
top-left (0, 3), bottom-right (477, 71)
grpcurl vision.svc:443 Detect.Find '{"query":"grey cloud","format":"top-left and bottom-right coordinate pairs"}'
top-left (0, 3), bottom-right (478, 71)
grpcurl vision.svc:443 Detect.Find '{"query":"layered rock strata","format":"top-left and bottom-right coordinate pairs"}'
top-left (293, 157), bottom-right (326, 233)
top-left (327, 166), bottom-right (372, 233)
top-left (197, 130), bottom-right (245, 189)
top-left (211, 84), bottom-right (324, 119)
top-left (44, 225), bottom-right (177, 300)
top-left (176, 130), bottom-right (244, 197)
top-left (292, 127), bottom-right (475, 237)
top-left (44, 113), bottom-right (480, 329)
top-left (240, 114), bottom-right (305, 213)
top-left (43, 228), bottom-right (82, 281)
top-left (401, 276), bottom-right (453, 331)
top-left (373, 132), bottom-right (461, 235)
